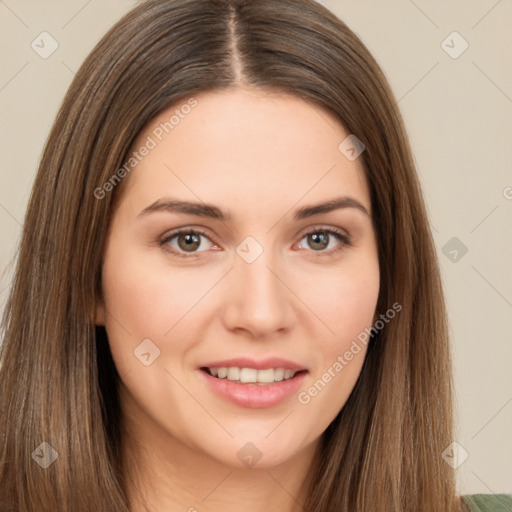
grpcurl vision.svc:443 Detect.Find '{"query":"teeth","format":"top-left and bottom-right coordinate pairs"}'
top-left (239, 368), bottom-right (258, 383)
top-left (256, 368), bottom-right (275, 383)
top-left (207, 367), bottom-right (298, 383)
top-left (284, 369), bottom-right (295, 379)
top-left (274, 368), bottom-right (285, 381)
top-left (227, 367), bottom-right (240, 380)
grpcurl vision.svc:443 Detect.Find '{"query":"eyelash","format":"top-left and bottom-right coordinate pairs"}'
top-left (159, 226), bottom-right (353, 259)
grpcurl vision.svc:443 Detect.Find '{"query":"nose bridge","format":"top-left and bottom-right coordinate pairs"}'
top-left (223, 236), bottom-right (293, 334)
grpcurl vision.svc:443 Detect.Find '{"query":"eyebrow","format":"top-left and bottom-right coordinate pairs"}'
top-left (137, 196), bottom-right (370, 221)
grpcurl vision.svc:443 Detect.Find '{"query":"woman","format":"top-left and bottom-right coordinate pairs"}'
top-left (0, 0), bottom-right (509, 511)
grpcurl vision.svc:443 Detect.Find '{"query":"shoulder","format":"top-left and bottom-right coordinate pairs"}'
top-left (462, 494), bottom-right (512, 512)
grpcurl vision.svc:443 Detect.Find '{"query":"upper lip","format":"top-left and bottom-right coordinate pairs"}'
top-left (200, 357), bottom-right (307, 372)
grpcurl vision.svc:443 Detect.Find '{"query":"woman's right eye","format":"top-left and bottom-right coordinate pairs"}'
top-left (160, 229), bottom-right (215, 257)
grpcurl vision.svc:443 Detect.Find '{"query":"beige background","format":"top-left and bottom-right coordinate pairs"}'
top-left (0, 0), bottom-right (511, 496)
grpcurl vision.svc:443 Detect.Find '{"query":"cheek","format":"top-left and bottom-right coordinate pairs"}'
top-left (102, 257), bottom-right (162, 335)
top-left (300, 259), bottom-right (380, 346)
top-left (99, 246), bottom-right (185, 374)
top-left (294, 257), bottom-right (379, 415)
top-left (100, 243), bottom-right (227, 377)
top-left (101, 248), bottom-right (200, 336)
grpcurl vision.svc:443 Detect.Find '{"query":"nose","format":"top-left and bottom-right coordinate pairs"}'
top-left (220, 248), bottom-right (295, 338)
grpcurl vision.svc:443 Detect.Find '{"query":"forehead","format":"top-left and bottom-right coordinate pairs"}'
top-left (119, 87), bottom-right (370, 218)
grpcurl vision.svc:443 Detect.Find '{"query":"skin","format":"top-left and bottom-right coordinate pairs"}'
top-left (95, 87), bottom-right (380, 512)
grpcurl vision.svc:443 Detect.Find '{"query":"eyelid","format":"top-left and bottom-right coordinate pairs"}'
top-left (296, 224), bottom-right (350, 242)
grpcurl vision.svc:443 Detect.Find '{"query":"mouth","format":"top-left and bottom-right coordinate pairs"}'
top-left (200, 366), bottom-right (307, 385)
top-left (197, 357), bottom-right (309, 408)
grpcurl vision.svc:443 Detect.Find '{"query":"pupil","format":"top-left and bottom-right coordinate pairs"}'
top-left (179, 233), bottom-right (200, 251)
top-left (310, 232), bottom-right (328, 250)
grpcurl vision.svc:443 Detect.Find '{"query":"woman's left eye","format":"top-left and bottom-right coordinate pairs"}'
top-left (297, 228), bottom-right (352, 256)
top-left (160, 227), bottom-right (352, 258)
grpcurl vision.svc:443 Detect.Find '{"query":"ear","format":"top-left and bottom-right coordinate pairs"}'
top-left (95, 296), bottom-right (106, 326)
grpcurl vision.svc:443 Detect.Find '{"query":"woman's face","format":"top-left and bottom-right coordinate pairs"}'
top-left (96, 87), bottom-right (380, 470)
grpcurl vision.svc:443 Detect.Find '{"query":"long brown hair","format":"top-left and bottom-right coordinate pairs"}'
top-left (0, 1), bottom-right (464, 510)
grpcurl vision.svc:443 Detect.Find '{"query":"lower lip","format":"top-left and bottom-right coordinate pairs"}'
top-left (198, 369), bottom-right (307, 409)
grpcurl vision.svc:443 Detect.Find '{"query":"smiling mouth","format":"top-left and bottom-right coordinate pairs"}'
top-left (200, 367), bottom-right (307, 384)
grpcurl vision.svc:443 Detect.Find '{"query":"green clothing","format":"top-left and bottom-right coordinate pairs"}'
top-left (463, 494), bottom-right (512, 511)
